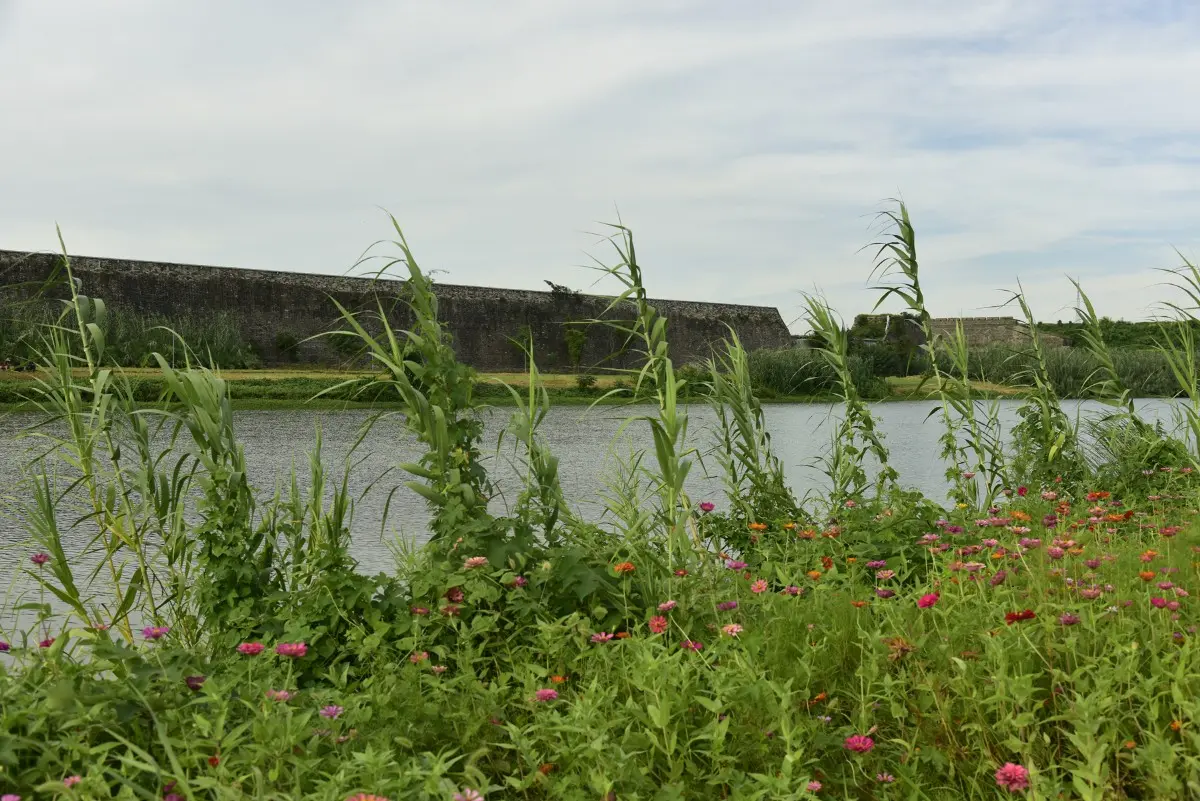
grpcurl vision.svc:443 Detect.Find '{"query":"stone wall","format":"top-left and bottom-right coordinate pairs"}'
top-left (0, 249), bottom-right (794, 370)
top-left (929, 317), bottom-right (1069, 348)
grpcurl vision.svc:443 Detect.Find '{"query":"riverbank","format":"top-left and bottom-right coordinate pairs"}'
top-left (0, 368), bottom-right (1031, 412)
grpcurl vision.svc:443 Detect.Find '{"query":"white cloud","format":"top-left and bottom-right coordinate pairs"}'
top-left (2, 0), bottom-right (1199, 333)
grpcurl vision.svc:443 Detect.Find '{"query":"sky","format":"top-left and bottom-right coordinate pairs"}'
top-left (2, 1), bottom-right (1200, 332)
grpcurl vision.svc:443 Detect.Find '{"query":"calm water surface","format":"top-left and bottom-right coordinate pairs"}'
top-left (0, 399), bottom-right (1183, 599)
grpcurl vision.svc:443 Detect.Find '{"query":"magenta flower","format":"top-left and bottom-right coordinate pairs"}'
top-left (699, 501), bottom-right (715, 513)
top-left (141, 626), bottom-right (170, 641)
top-left (917, 593), bottom-right (939, 609)
top-left (534, 688), bottom-right (558, 702)
top-left (876, 773), bottom-right (895, 783)
top-left (463, 556), bottom-right (488, 570)
top-left (990, 570), bottom-right (1008, 587)
top-left (0, 641), bottom-right (9, 652)
top-left (319, 705), bottom-right (344, 719)
top-left (31, 552), bottom-right (50, 566)
top-left (265, 689), bottom-right (294, 702)
top-left (1046, 547), bottom-right (1065, 560)
top-left (590, 632), bottom-right (614, 643)
top-left (995, 762), bottom-right (1030, 792)
top-left (680, 639), bottom-right (704, 652)
top-left (716, 600), bottom-right (739, 611)
top-left (725, 560), bottom-right (747, 570)
top-left (866, 560), bottom-right (887, 569)
top-left (844, 734), bottom-right (875, 753)
top-left (38, 638), bottom-right (54, 648)
top-left (1059, 613), bottom-right (1081, 626)
top-left (275, 642), bottom-right (307, 658)
top-left (658, 600), bottom-right (678, 612)
top-left (513, 575), bottom-right (528, 587)
top-left (806, 781), bottom-right (822, 792)
top-left (63, 776), bottom-right (82, 788)
top-left (1151, 597), bottom-right (1168, 609)
top-left (3, 793), bottom-right (21, 801)
top-left (237, 642), bottom-right (265, 655)
top-left (875, 588), bottom-right (896, 599)
top-left (782, 585), bottom-right (802, 596)
top-left (185, 675), bottom-right (206, 691)
top-left (750, 579), bottom-right (768, 594)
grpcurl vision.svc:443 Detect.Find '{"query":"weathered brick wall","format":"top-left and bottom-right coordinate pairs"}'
top-left (930, 317), bottom-right (1068, 348)
top-left (0, 249), bottom-right (794, 370)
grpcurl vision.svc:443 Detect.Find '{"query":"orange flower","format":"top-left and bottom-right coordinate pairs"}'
top-left (550, 674), bottom-right (568, 684)
top-left (749, 522), bottom-right (768, 531)
top-left (822, 528), bottom-right (840, 539)
top-left (783, 522), bottom-right (796, 530)
top-left (1124, 740), bottom-right (1136, 750)
top-left (539, 763), bottom-right (556, 775)
top-left (798, 529), bottom-right (817, 540)
top-left (613, 561), bottom-right (635, 574)
top-left (615, 631), bottom-right (630, 639)
top-left (846, 557), bottom-right (857, 564)
top-left (806, 691), bottom-right (827, 707)
top-left (1067, 547), bottom-right (1085, 556)
top-left (851, 600), bottom-right (868, 608)
top-left (1171, 720), bottom-right (1183, 732)
top-left (1140, 570), bottom-right (1157, 582)
top-left (1011, 510), bottom-right (1031, 522)
top-left (821, 556), bottom-right (834, 570)
top-left (807, 570), bottom-right (822, 580)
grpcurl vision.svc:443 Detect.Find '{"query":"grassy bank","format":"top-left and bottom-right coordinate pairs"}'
top-left (0, 368), bottom-right (1026, 412)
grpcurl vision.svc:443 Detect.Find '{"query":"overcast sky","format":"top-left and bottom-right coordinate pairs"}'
top-left (3, 1), bottom-right (1199, 331)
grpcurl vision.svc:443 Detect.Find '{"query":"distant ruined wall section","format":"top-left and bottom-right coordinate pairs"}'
top-left (929, 317), bottom-right (1068, 348)
top-left (0, 250), bottom-right (794, 370)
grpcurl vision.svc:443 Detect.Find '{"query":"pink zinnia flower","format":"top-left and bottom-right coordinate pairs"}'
top-left (917, 593), bottom-right (939, 608)
top-left (648, 616), bottom-right (668, 634)
top-left (722, 623), bottom-right (743, 637)
top-left (453, 790), bottom-right (484, 801)
top-left (725, 560), bottom-right (747, 570)
top-left (409, 650), bottom-right (429, 664)
top-left (275, 642), bottom-right (307, 658)
top-left (699, 501), bottom-right (715, 513)
top-left (63, 776), bottom-right (82, 787)
top-left (876, 772), bottom-right (895, 783)
top-left (1151, 597), bottom-right (1168, 609)
top-left (1046, 547), bottom-right (1065, 560)
top-left (876, 569), bottom-right (896, 580)
top-left (411, 606), bottom-right (430, 616)
top-left (844, 734), bottom-right (875, 753)
top-left (463, 556), bottom-right (488, 570)
top-left (658, 600), bottom-right (677, 612)
top-left (806, 780), bottom-right (822, 792)
top-left (31, 552), bottom-right (50, 565)
top-left (534, 688), bottom-right (558, 702)
top-left (513, 575), bottom-right (528, 587)
top-left (440, 604), bottom-right (461, 616)
top-left (782, 585), bottom-right (802, 596)
top-left (141, 626), bottom-right (170, 641)
top-left (680, 639), bottom-right (704, 651)
top-left (716, 600), bottom-right (739, 611)
top-left (590, 632), bottom-right (614, 643)
top-left (265, 689), bottom-right (294, 702)
top-left (994, 762), bottom-right (1030, 792)
top-left (238, 642), bottom-right (265, 655)
top-left (3, 793), bottom-right (21, 801)
top-left (431, 665), bottom-right (447, 674)
top-left (866, 560), bottom-right (887, 569)
top-left (445, 587), bottom-right (464, 603)
top-left (1059, 613), bottom-right (1080, 626)
top-left (875, 588), bottom-right (896, 599)
top-left (319, 705), bottom-right (344, 719)
top-left (750, 579), bottom-right (768, 594)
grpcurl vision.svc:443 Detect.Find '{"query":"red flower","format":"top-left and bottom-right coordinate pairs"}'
top-left (648, 616), bottom-right (669, 634)
top-left (208, 754), bottom-right (220, 767)
top-left (1017, 486), bottom-right (1028, 497)
top-left (917, 593), bottom-right (939, 609)
top-left (1004, 609), bottom-right (1036, 625)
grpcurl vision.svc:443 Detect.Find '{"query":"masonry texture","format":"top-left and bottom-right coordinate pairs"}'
top-left (0, 249), bottom-right (794, 370)
top-left (858, 314), bottom-right (1068, 348)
